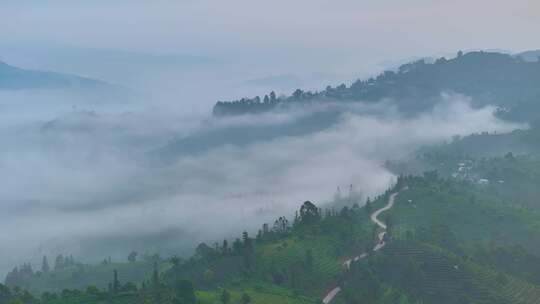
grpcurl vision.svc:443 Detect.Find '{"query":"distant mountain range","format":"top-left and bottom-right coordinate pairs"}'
top-left (0, 43), bottom-right (217, 91)
top-left (0, 60), bottom-right (121, 91)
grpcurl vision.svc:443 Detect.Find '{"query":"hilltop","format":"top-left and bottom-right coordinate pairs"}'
top-left (214, 51), bottom-right (540, 123)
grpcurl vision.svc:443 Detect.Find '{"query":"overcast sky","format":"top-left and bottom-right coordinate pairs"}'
top-left (1, 0), bottom-right (538, 62)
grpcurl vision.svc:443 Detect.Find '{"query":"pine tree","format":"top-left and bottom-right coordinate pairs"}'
top-left (242, 231), bottom-right (249, 245)
top-left (241, 293), bottom-right (251, 304)
top-left (54, 254), bottom-right (64, 270)
top-left (41, 256), bottom-right (50, 273)
top-left (232, 238), bottom-right (242, 255)
top-left (152, 261), bottom-right (162, 304)
top-left (365, 197), bottom-right (372, 214)
top-left (113, 269), bottom-right (120, 294)
top-left (269, 91), bottom-right (277, 102)
top-left (222, 239), bottom-right (229, 256)
top-left (220, 289), bottom-right (230, 304)
top-left (152, 262), bottom-right (160, 290)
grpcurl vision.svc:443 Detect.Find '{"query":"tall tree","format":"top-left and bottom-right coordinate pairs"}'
top-left (41, 256), bottom-right (50, 273)
top-left (292, 89), bottom-right (304, 100)
top-left (241, 293), bottom-right (251, 304)
top-left (173, 280), bottom-right (196, 304)
top-left (113, 270), bottom-right (120, 294)
top-left (299, 201), bottom-right (320, 225)
top-left (365, 198), bottom-right (372, 214)
top-left (221, 239), bottom-right (229, 256)
top-left (232, 238), bottom-right (242, 255)
top-left (152, 262), bottom-right (162, 304)
top-left (127, 251), bottom-right (138, 263)
top-left (242, 231), bottom-right (249, 245)
top-left (220, 289), bottom-right (231, 304)
top-left (152, 262), bottom-right (160, 290)
top-left (54, 254), bottom-right (64, 270)
top-left (269, 91), bottom-right (277, 102)
top-left (169, 255), bottom-right (180, 267)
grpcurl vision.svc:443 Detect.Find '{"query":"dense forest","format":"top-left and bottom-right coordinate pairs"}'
top-left (214, 51), bottom-right (540, 123)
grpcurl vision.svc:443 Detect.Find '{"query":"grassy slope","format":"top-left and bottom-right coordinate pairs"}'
top-left (388, 182), bottom-right (540, 253)
top-left (373, 240), bottom-right (540, 304)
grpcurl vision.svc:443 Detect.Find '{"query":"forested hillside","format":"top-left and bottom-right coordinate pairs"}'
top-left (5, 50), bottom-right (540, 304)
top-left (5, 169), bottom-right (540, 304)
top-left (214, 51), bottom-right (540, 123)
top-left (4, 0), bottom-right (539, 303)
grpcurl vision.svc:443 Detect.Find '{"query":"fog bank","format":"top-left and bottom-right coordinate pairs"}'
top-left (0, 93), bottom-right (523, 275)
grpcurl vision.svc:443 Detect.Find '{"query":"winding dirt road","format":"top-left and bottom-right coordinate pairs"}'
top-left (322, 189), bottom-right (404, 304)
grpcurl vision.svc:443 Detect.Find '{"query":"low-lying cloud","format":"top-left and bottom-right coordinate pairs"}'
top-left (0, 93), bottom-right (523, 276)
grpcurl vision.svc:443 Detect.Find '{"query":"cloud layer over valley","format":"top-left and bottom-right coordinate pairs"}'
top-left (0, 94), bottom-right (523, 275)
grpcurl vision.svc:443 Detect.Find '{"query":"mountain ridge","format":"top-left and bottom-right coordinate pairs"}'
top-left (213, 51), bottom-right (540, 123)
top-left (0, 60), bottom-right (122, 91)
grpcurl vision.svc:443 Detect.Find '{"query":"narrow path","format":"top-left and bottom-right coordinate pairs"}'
top-left (322, 286), bottom-right (342, 304)
top-left (371, 190), bottom-right (402, 251)
top-left (322, 188), bottom-right (405, 304)
top-left (371, 191), bottom-right (398, 230)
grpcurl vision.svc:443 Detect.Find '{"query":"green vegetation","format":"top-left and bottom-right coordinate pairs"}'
top-left (335, 174), bottom-right (540, 304)
top-left (3, 195), bottom-right (385, 304)
top-left (214, 51), bottom-right (540, 124)
top-left (4, 254), bottom-right (168, 296)
top-left (389, 176), bottom-right (540, 252)
top-left (196, 281), bottom-right (315, 304)
top-left (396, 126), bottom-right (540, 210)
top-left (8, 123), bottom-right (540, 304)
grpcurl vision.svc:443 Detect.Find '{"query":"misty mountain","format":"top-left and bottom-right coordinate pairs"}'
top-left (0, 43), bottom-right (216, 87)
top-left (214, 51), bottom-right (540, 123)
top-left (152, 107), bottom-right (343, 162)
top-left (156, 51), bottom-right (540, 162)
top-left (0, 61), bottom-right (122, 92)
top-left (416, 128), bottom-right (540, 160)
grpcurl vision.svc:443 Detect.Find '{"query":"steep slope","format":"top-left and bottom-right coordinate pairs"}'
top-left (214, 51), bottom-right (540, 123)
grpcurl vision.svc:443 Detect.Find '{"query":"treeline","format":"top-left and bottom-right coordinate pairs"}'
top-left (0, 262), bottom-right (199, 304)
top-left (163, 184), bottom-right (402, 296)
top-left (213, 51), bottom-right (540, 123)
top-left (4, 254), bottom-right (77, 289)
top-left (3, 177), bottom-right (406, 303)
